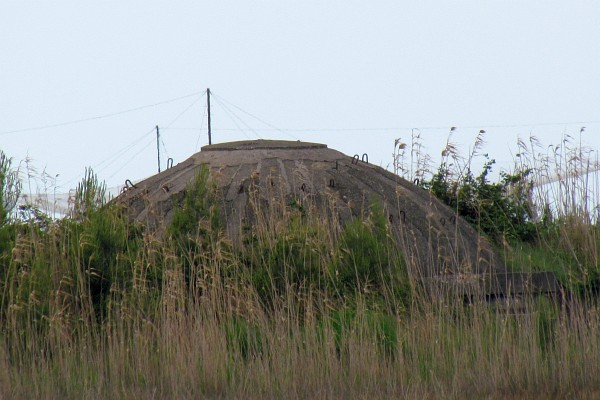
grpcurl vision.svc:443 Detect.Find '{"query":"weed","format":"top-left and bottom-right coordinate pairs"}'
top-left (0, 149), bottom-right (21, 225)
top-left (0, 134), bottom-right (599, 398)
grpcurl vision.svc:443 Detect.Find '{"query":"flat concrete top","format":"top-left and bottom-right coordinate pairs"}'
top-left (201, 140), bottom-right (327, 152)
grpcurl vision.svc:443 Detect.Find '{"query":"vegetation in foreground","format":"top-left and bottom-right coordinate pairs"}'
top-left (0, 132), bottom-right (600, 399)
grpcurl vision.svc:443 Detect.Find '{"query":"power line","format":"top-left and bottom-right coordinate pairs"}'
top-left (0, 90), bottom-right (206, 136)
top-left (108, 135), bottom-right (156, 180)
top-left (163, 92), bottom-right (206, 129)
top-left (163, 121), bottom-right (600, 135)
top-left (211, 92), bottom-right (299, 140)
top-left (61, 92), bottom-right (206, 186)
top-left (60, 126), bottom-right (157, 188)
top-left (94, 127), bottom-right (157, 172)
top-left (157, 93), bottom-right (206, 160)
top-left (155, 92), bottom-right (211, 166)
top-left (214, 121), bottom-right (599, 133)
top-left (211, 95), bottom-right (261, 140)
top-left (195, 105), bottom-right (208, 151)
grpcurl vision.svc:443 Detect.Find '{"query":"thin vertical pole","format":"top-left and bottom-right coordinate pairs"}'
top-left (156, 125), bottom-right (161, 173)
top-left (207, 88), bottom-right (212, 145)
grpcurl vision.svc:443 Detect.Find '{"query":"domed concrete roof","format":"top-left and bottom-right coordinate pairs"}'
top-left (115, 139), bottom-right (505, 277)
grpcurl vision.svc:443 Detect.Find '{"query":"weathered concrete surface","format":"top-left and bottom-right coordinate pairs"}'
top-left (115, 139), bottom-right (509, 278)
top-left (425, 271), bottom-right (562, 302)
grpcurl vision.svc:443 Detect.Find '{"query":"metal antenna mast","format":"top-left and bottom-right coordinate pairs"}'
top-left (207, 88), bottom-right (212, 145)
top-left (156, 125), bottom-right (161, 173)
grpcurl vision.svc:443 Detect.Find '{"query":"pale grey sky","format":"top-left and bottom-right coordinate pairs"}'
top-left (2, 1), bottom-right (599, 192)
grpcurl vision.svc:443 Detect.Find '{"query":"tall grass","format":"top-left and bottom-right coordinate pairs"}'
top-left (395, 130), bottom-right (600, 293)
top-left (0, 138), bottom-right (600, 399)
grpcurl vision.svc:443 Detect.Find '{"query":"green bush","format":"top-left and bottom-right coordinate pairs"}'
top-left (334, 203), bottom-right (410, 308)
top-left (0, 168), bottom-right (144, 325)
top-left (167, 165), bottom-right (227, 291)
top-left (336, 204), bottom-right (390, 290)
top-left (0, 224), bottom-right (16, 277)
top-left (169, 165), bottom-right (221, 243)
top-left (0, 150), bottom-right (21, 226)
top-left (242, 201), bottom-right (412, 309)
top-left (425, 158), bottom-right (537, 243)
top-left (244, 211), bottom-right (331, 304)
top-left (77, 206), bottom-right (141, 315)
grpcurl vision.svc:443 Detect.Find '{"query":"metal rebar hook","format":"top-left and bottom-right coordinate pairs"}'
top-left (361, 153), bottom-right (369, 164)
top-left (166, 158), bottom-right (174, 169)
top-left (352, 154), bottom-right (359, 165)
top-left (399, 210), bottom-right (406, 223)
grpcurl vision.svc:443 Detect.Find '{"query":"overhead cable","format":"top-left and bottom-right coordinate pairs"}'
top-left (207, 120), bottom-right (600, 133)
top-left (195, 105), bottom-right (208, 151)
top-left (211, 92), bottom-right (300, 140)
top-left (211, 95), bottom-right (260, 140)
top-left (0, 90), bottom-right (206, 136)
top-left (163, 93), bottom-right (206, 129)
top-left (108, 135), bottom-right (156, 180)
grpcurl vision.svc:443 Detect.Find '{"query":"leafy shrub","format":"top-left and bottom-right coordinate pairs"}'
top-left (336, 204), bottom-right (390, 290)
top-left (0, 224), bottom-right (15, 271)
top-left (2, 168), bottom-right (142, 324)
top-left (241, 199), bottom-right (412, 309)
top-left (169, 165), bottom-right (221, 242)
top-left (168, 165), bottom-right (225, 288)
top-left (71, 168), bottom-right (107, 219)
top-left (0, 150), bottom-right (21, 226)
top-left (425, 157), bottom-right (537, 243)
top-left (243, 211), bottom-right (331, 304)
top-left (0, 150), bottom-right (20, 276)
top-left (75, 206), bottom-right (140, 316)
top-left (334, 203), bottom-right (411, 309)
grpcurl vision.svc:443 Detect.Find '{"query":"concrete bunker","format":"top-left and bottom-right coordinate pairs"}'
top-left (115, 139), bottom-right (558, 297)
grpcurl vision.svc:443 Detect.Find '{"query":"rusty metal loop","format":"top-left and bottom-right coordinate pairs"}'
top-left (362, 153), bottom-right (369, 163)
top-left (413, 178), bottom-right (420, 186)
top-left (125, 179), bottom-right (137, 189)
top-left (329, 179), bottom-right (335, 188)
top-left (301, 183), bottom-right (306, 192)
top-left (166, 158), bottom-right (174, 169)
top-left (352, 154), bottom-right (359, 165)
top-left (399, 210), bottom-right (406, 223)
